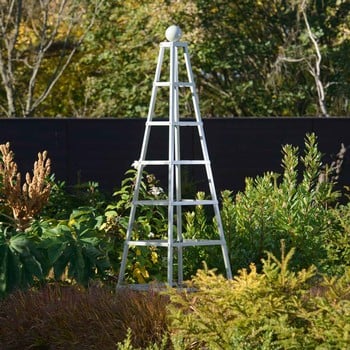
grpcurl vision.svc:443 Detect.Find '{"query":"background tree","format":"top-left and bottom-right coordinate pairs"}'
top-left (272, 0), bottom-right (350, 117)
top-left (69, 0), bottom-right (349, 118)
top-left (1, 0), bottom-right (349, 117)
top-left (65, 0), bottom-right (203, 118)
top-left (0, 0), bottom-right (103, 117)
top-left (192, 0), bottom-right (349, 117)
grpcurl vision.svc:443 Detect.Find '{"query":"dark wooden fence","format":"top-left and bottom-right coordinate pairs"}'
top-left (0, 118), bottom-right (349, 195)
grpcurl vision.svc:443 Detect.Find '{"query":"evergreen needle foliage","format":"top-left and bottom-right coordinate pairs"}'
top-left (166, 246), bottom-right (350, 349)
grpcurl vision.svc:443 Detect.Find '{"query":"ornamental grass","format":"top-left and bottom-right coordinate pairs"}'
top-left (0, 283), bottom-right (169, 349)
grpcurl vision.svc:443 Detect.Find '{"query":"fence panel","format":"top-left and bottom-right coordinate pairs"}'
top-left (0, 118), bottom-right (348, 194)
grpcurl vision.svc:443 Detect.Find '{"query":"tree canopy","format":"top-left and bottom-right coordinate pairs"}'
top-left (0, 0), bottom-right (349, 117)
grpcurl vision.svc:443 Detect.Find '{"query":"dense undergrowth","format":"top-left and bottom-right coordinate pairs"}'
top-left (0, 133), bottom-right (349, 349)
top-left (0, 283), bottom-right (169, 349)
top-left (1, 249), bottom-right (349, 349)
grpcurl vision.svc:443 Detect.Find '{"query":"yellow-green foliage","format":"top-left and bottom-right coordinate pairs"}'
top-left (305, 269), bottom-right (350, 349)
top-left (166, 244), bottom-right (350, 349)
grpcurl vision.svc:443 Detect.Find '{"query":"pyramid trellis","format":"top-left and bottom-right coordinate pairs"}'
top-left (117, 26), bottom-right (232, 287)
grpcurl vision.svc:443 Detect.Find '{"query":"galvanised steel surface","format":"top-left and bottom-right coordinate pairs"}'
top-left (117, 27), bottom-right (232, 288)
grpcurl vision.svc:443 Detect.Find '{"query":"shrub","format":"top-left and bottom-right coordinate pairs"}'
top-left (105, 169), bottom-right (168, 283)
top-left (166, 245), bottom-right (350, 349)
top-left (0, 142), bottom-right (51, 296)
top-left (107, 169), bottom-right (231, 283)
top-left (0, 283), bottom-right (169, 349)
top-left (0, 225), bottom-right (44, 297)
top-left (221, 133), bottom-right (341, 274)
top-left (182, 191), bottom-right (224, 279)
top-left (322, 201), bottom-right (350, 275)
top-left (306, 268), bottom-right (350, 349)
top-left (41, 176), bottom-right (107, 220)
top-left (38, 207), bottom-right (111, 286)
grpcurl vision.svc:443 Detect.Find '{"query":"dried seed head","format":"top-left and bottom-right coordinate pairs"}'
top-left (0, 142), bottom-right (52, 230)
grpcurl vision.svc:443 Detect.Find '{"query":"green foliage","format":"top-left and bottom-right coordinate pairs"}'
top-left (0, 131), bottom-right (350, 348)
top-left (0, 143), bottom-right (50, 295)
top-left (39, 207), bottom-right (110, 286)
top-left (42, 175), bottom-right (107, 220)
top-left (117, 329), bottom-right (172, 350)
top-left (0, 146), bottom-right (113, 296)
top-left (70, 0), bottom-right (201, 118)
top-left (0, 0), bottom-right (349, 116)
top-left (106, 170), bottom-right (228, 283)
top-left (104, 169), bottom-right (168, 283)
top-left (0, 225), bottom-right (43, 297)
top-left (2, 131), bottom-right (349, 297)
top-left (222, 133), bottom-right (340, 273)
top-left (322, 202), bottom-right (350, 274)
top-left (55, 0), bottom-right (350, 117)
top-left (167, 246), bottom-right (350, 349)
top-left (181, 191), bottom-right (224, 279)
top-left (305, 268), bottom-right (350, 348)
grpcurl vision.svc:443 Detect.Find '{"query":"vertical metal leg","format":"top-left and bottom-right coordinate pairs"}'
top-left (184, 46), bottom-right (233, 280)
top-left (174, 46), bottom-right (183, 285)
top-left (117, 161), bottom-right (145, 287)
top-left (117, 46), bottom-right (166, 287)
top-left (167, 43), bottom-right (176, 286)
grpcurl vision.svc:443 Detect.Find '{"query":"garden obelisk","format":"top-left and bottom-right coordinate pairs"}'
top-left (118, 26), bottom-right (232, 287)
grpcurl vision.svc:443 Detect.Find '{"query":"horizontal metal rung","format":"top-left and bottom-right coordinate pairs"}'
top-left (174, 239), bottom-right (223, 247)
top-left (174, 160), bottom-right (209, 165)
top-left (160, 41), bottom-right (188, 48)
top-left (176, 121), bottom-right (202, 126)
top-left (154, 82), bottom-right (170, 87)
top-left (139, 160), bottom-right (209, 165)
top-left (177, 82), bottom-right (194, 87)
top-left (134, 199), bottom-right (217, 206)
top-left (140, 160), bottom-right (169, 165)
top-left (146, 121), bottom-right (202, 126)
top-left (174, 200), bottom-right (217, 206)
top-left (153, 82), bottom-right (194, 87)
top-left (127, 240), bottom-right (169, 247)
top-left (134, 200), bottom-right (168, 205)
top-left (126, 239), bottom-right (223, 247)
top-left (146, 121), bottom-right (170, 126)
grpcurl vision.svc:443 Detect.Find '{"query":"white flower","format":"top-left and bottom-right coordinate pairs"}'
top-left (149, 186), bottom-right (164, 197)
top-left (131, 160), bottom-right (141, 169)
top-left (148, 232), bottom-right (155, 238)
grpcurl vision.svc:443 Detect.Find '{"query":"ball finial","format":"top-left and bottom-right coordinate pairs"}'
top-left (165, 25), bottom-right (182, 42)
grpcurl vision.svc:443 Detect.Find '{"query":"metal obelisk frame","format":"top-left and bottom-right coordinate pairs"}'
top-left (117, 27), bottom-right (232, 287)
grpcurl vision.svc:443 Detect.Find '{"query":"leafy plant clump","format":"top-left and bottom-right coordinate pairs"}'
top-left (0, 142), bottom-right (51, 296)
top-left (166, 245), bottom-right (350, 349)
top-left (104, 168), bottom-right (169, 284)
top-left (221, 133), bottom-right (345, 274)
top-left (105, 169), bottom-right (229, 283)
top-left (37, 207), bottom-right (111, 287)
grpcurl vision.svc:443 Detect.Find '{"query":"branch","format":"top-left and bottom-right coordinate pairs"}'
top-left (24, 0), bottom-right (104, 117)
top-left (0, 0), bottom-right (20, 116)
top-left (300, 0), bottom-right (328, 117)
top-left (275, 55), bottom-right (307, 64)
top-left (25, 0), bottom-right (67, 115)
